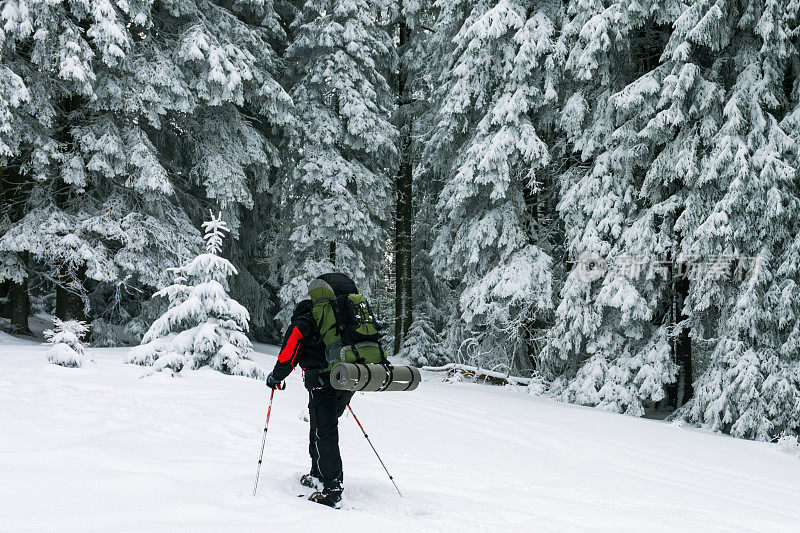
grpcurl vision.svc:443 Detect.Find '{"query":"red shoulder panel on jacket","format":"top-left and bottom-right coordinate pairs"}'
top-left (278, 326), bottom-right (303, 364)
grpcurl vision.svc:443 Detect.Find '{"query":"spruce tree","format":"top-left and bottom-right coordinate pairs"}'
top-left (543, 0), bottom-right (686, 415)
top-left (0, 0), bottom-right (292, 333)
top-left (45, 318), bottom-right (91, 368)
top-left (127, 213), bottom-right (262, 377)
top-left (675, 0), bottom-right (800, 440)
top-left (274, 0), bottom-right (397, 319)
top-left (423, 0), bottom-right (557, 373)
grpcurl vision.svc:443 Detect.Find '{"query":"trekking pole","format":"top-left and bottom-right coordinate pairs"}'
top-left (347, 404), bottom-right (402, 497)
top-left (252, 382), bottom-right (283, 496)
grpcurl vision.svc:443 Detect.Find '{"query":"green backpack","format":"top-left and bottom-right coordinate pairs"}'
top-left (307, 273), bottom-right (387, 370)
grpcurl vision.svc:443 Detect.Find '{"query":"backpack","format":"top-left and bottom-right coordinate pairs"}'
top-left (307, 273), bottom-right (387, 370)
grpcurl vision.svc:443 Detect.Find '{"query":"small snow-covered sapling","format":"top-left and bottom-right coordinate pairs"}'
top-left (45, 318), bottom-right (92, 368)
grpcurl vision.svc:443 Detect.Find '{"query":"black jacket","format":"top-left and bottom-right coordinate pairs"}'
top-left (270, 300), bottom-right (326, 383)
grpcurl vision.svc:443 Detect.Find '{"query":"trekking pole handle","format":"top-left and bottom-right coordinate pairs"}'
top-left (264, 387), bottom-right (275, 430)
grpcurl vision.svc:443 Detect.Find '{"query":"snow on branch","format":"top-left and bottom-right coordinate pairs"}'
top-left (202, 211), bottom-right (230, 255)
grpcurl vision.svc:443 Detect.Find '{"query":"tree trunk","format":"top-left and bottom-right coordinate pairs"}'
top-left (394, 10), bottom-right (414, 354)
top-left (0, 280), bottom-right (8, 318)
top-left (393, 244), bottom-right (404, 354)
top-left (673, 274), bottom-right (693, 407)
top-left (0, 166), bottom-right (6, 319)
top-left (521, 165), bottom-right (548, 371)
top-left (664, 178), bottom-right (693, 409)
top-left (8, 252), bottom-right (31, 334)
top-left (665, 252), bottom-right (693, 409)
top-left (8, 277), bottom-right (31, 335)
top-left (1, 164), bottom-right (33, 334)
top-left (55, 265), bottom-right (87, 322)
top-left (53, 95), bottom-right (89, 323)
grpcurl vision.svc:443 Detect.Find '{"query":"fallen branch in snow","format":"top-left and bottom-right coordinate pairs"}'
top-left (422, 363), bottom-right (531, 386)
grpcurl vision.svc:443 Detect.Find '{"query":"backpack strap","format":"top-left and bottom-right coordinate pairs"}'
top-left (377, 342), bottom-right (390, 367)
top-left (364, 300), bottom-right (383, 331)
top-left (377, 365), bottom-right (394, 392)
top-left (296, 315), bottom-right (320, 345)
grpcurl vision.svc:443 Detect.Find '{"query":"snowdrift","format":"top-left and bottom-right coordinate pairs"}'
top-left (1, 334), bottom-right (799, 531)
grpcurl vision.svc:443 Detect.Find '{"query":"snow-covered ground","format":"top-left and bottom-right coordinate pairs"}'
top-left (2, 333), bottom-right (799, 532)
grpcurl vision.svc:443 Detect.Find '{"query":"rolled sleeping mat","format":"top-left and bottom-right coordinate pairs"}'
top-left (330, 362), bottom-right (421, 392)
top-left (332, 362), bottom-right (381, 391)
top-left (381, 365), bottom-right (422, 391)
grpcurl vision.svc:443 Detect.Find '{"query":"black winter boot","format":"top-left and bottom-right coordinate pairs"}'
top-left (308, 487), bottom-right (342, 508)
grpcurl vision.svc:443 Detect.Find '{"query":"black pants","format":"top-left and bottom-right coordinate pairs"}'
top-left (308, 386), bottom-right (354, 490)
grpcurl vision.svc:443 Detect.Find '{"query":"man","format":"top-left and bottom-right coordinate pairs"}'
top-left (266, 299), bottom-right (354, 508)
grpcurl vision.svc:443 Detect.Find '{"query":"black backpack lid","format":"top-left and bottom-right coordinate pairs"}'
top-left (316, 273), bottom-right (358, 296)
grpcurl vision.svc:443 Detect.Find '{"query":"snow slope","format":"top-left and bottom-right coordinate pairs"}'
top-left (1, 333), bottom-right (799, 532)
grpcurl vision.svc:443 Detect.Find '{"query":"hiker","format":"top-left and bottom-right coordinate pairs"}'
top-left (266, 299), bottom-right (354, 508)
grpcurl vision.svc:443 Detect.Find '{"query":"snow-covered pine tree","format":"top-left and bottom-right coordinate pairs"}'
top-left (546, 0), bottom-right (800, 431)
top-left (0, 0), bottom-right (204, 326)
top-left (127, 213), bottom-right (262, 378)
top-left (273, 0), bottom-right (397, 320)
top-left (423, 0), bottom-right (558, 374)
top-left (45, 318), bottom-right (91, 368)
top-left (399, 312), bottom-right (446, 367)
top-left (674, 0), bottom-right (800, 440)
top-left (135, 0), bottom-right (294, 340)
top-left (0, 0), bottom-right (292, 338)
top-left (542, 0), bottom-right (690, 416)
